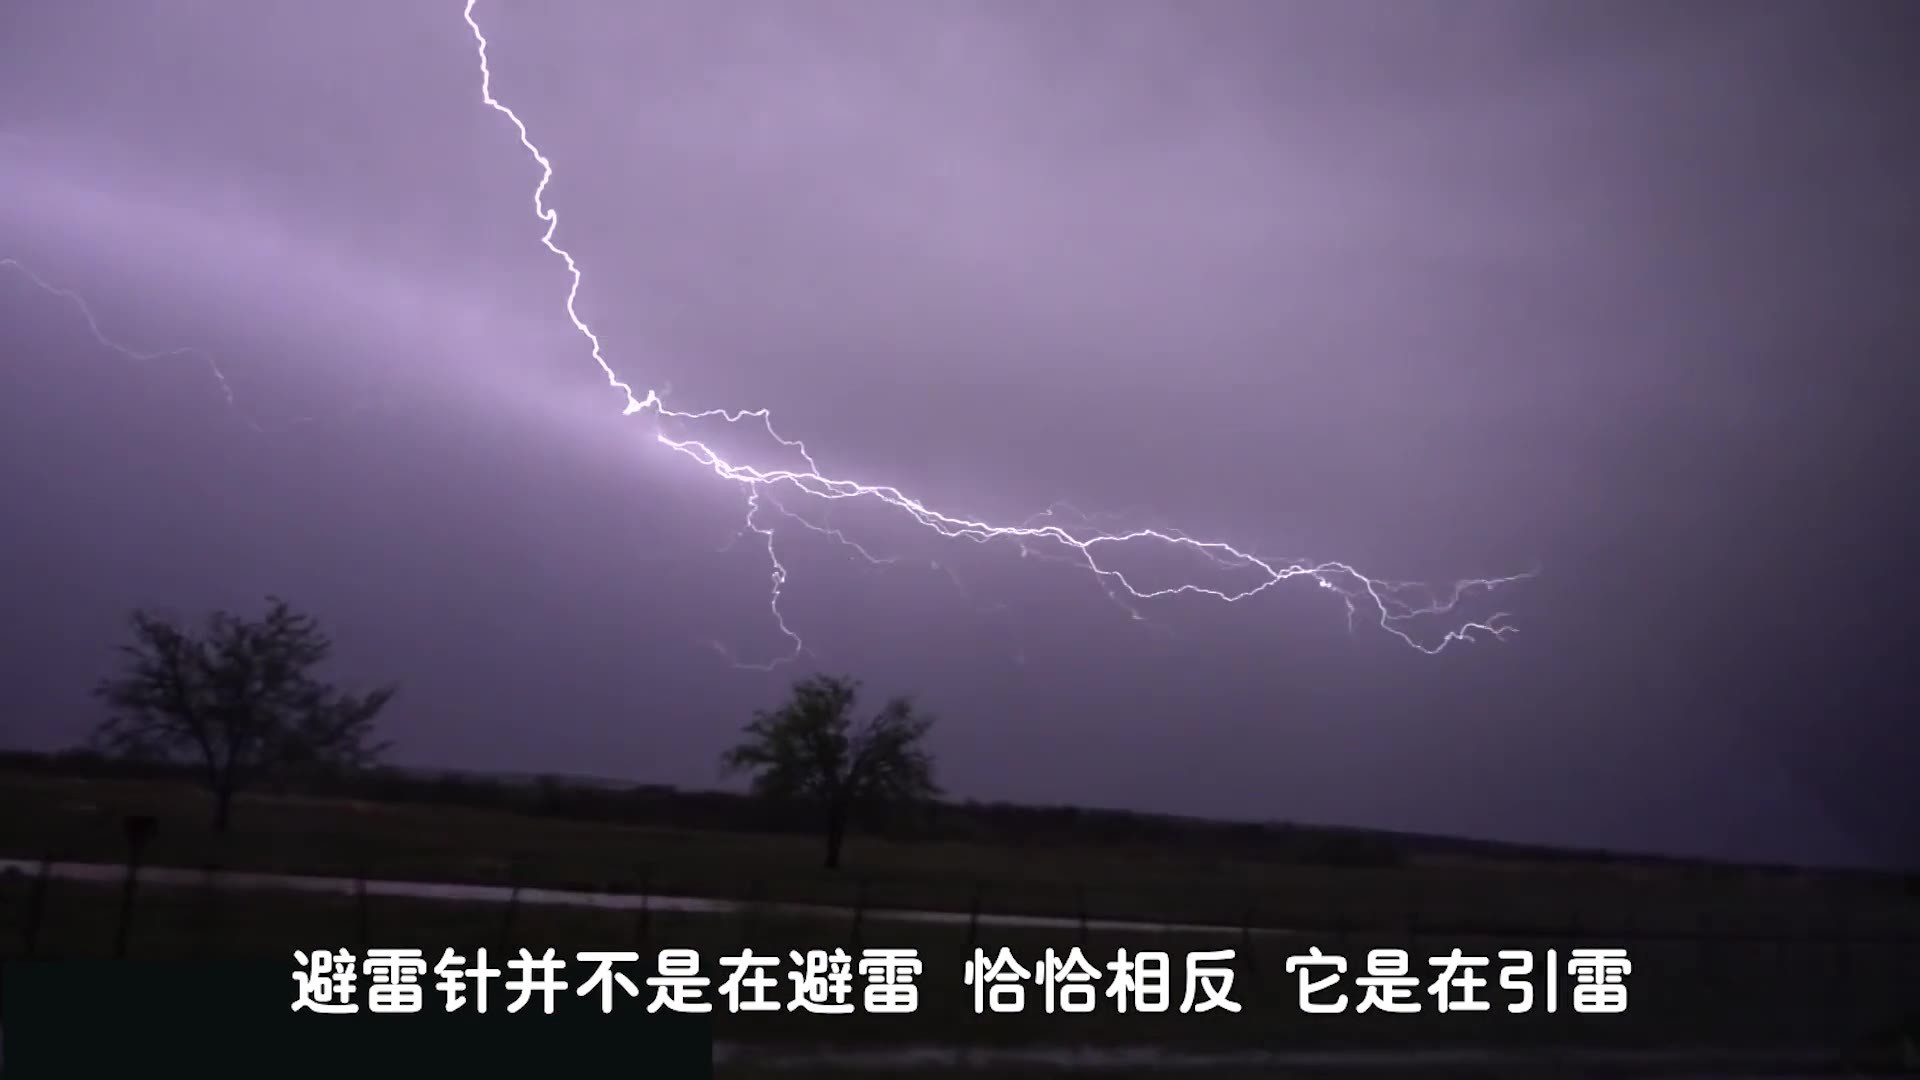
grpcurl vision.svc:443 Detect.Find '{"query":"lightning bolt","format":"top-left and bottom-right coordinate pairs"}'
top-left (2, 256), bottom-right (390, 433)
top-left (2, 256), bottom-right (247, 416)
top-left (462, 0), bottom-right (1534, 668)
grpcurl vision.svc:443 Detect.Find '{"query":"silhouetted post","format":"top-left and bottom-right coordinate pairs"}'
top-left (741, 879), bottom-right (764, 948)
top-left (633, 867), bottom-right (652, 949)
top-left (1768, 919), bottom-right (1790, 990)
top-left (114, 815), bottom-right (157, 959)
top-left (1831, 899), bottom-right (1852, 1032)
top-left (1240, 905), bottom-right (1259, 990)
top-left (1076, 887), bottom-right (1089, 949)
top-left (1562, 906), bottom-right (1584, 1037)
top-left (355, 866), bottom-right (371, 950)
top-left (195, 862), bottom-right (221, 958)
top-left (964, 883), bottom-right (983, 954)
top-left (22, 855), bottom-right (52, 958)
top-left (850, 878), bottom-right (868, 950)
top-left (1837, 894), bottom-right (1854, 972)
top-left (1326, 890), bottom-right (1347, 958)
top-left (1694, 906), bottom-right (1716, 1015)
top-left (498, 860), bottom-right (522, 952)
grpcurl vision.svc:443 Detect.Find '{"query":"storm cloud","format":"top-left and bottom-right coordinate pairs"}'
top-left (3, 0), bottom-right (1916, 866)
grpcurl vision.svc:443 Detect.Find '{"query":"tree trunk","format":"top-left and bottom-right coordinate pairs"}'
top-left (823, 803), bottom-right (847, 870)
top-left (211, 784), bottom-right (235, 833)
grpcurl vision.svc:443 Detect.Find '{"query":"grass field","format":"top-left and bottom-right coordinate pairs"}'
top-left (3, 769), bottom-right (1914, 939)
top-left (2, 768), bottom-right (1917, 1071)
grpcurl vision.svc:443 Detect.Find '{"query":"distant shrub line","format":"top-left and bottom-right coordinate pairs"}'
top-left (6, 747), bottom-right (1908, 889)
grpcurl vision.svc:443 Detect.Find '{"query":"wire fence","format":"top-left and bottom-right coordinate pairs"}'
top-left (5, 847), bottom-right (1918, 1056)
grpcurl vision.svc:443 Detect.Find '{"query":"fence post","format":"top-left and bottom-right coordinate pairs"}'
top-left (1562, 905), bottom-right (1584, 1039)
top-left (741, 879), bottom-right (763, 949)
top-left (1076, 886), bottom-right (1089, 950)
top-left (633, 866), bottom-right (652, 950)
top-left (22, 855), bottom-right (52, 958)
top-left (196, 862), bottom-right (221, 959)
top-left (113, 815), bottom-right (157, 960)
top-left (112, 866), bottom-right (137, 959)
top-left (1240, 905), bottom-right (1259, 991)
top-left (850, 878), bottom-right (868, 951)
top-left (497, 860), bottom-right (522, 953)
top-left (1695, 907), bottom-right (1714, 979)
top-left (355, 867), bottom-right (372, 950)
top-left (964, 882), bottom-right (982, 955)
top-left (1831, 898), bottom-right (1851, 1037)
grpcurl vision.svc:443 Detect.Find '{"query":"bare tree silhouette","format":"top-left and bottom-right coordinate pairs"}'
top-left (722, 673), bottom-right (938, 870)
top-left (92, 596), bottom-right (396, 831)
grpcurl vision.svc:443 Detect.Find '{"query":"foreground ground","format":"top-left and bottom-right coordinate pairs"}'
top-left (1, 769), bottom-right (1916, 1073)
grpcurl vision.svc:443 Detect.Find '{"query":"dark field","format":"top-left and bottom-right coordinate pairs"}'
top-left (4, 769), bottom-right (1914, 938)
top-left (2, 768), bottom-right (1917, 1072)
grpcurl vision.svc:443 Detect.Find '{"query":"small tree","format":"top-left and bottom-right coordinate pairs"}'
top-left (722, 674), bottom-right (939, 870)
top-left (91, 596), bottom-right (396, 832)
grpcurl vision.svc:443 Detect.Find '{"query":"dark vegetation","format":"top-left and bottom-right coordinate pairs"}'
top-left (6, 743), bottom-right (1916, 888)
top-left (7, 745), bottom-right (1912, 887)
top-left (88, 596), bottom-right (396, 832)
top-left (722, 674), bottom-right (940, 870)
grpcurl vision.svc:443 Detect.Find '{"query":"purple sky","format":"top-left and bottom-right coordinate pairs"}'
top-left (3, 1), bottom-right (1916, 868)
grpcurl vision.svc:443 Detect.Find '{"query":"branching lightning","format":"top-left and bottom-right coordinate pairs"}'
top-left (2, 256), bottom-right (246, 413)
top-left (460, 0), bottom-right (1534, 669)
top-left (1, 256), bottom-right (387, 433)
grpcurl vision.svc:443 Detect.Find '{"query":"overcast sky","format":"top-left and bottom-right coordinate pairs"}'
top-left (3, 0), bottom-right (1915, 868)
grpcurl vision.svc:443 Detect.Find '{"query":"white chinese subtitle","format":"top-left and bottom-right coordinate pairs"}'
top-left (293, 945), bottom-right (1630, 1016)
